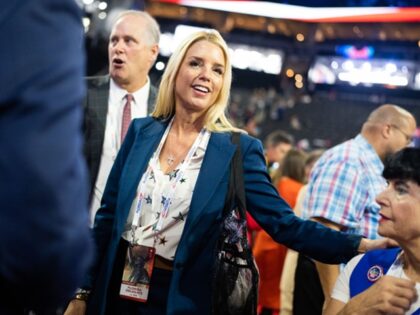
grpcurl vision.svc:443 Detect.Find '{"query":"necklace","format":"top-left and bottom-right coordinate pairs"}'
top-left (167, 153), bottom-right (176, 166)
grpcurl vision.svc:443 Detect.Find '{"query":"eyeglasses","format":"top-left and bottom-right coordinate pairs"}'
top-left (390, 124), bottom-right (414, 145)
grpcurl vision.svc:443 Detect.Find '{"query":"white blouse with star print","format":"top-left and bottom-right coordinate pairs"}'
top-left (122, 131), bottom-right (211, 261)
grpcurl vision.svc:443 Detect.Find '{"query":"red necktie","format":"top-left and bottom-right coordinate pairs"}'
top-left (121, 94), bottom-right (133, 142)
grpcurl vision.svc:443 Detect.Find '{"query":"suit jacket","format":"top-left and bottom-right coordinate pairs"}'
top-left (85, 117), bottom-right (362, 315)
top-left (0, 0), bottom-right (93, 313)
top-left (83, 75), bottom-right (157, 198)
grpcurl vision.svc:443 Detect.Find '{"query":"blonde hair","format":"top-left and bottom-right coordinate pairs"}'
top-left (152, 30), bottom-right (240, 132)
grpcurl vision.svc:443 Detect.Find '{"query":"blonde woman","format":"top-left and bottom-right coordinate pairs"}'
top-left (66, 30), bottom-right (390, 315)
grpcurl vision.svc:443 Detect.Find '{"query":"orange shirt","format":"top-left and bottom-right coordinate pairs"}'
top-left (253, 177), bottom-right (303, 310)
top-left (276, 177), bottom-right (304, 209)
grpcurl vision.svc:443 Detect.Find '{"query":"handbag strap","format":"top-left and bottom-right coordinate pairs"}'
top-left (227, 132), bottom-right (247, 220)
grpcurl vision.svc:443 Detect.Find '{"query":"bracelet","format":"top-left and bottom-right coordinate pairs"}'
top-left (73, 289), bottom-right (91, 301)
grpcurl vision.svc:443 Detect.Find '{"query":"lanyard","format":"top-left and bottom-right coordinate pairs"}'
top-left (130, 117), bottom-right (208, 243)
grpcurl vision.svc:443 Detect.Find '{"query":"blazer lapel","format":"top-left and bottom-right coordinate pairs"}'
top-left (84, 76), bottom-right (110, 194)
top-left (116, 120), bottom-right (168, 229)
top-left (88, 76), bottom-right (109, 130)
top-left (147, 85), bottom-right (157, 115)
top-left (186, 132), bottom-right (236, 230)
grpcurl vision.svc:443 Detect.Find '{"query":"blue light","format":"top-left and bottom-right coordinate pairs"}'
top-left (336, 45), bottom-right (375, 59)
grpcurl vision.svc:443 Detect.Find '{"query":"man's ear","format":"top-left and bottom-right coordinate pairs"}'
top-left (382, 124), bottom-right (392, 140)
top-left (150, 44), bottom-right (159, 63)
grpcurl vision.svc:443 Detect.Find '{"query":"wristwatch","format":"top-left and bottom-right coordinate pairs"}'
top-left (73, 288), bottom-right (91, 301)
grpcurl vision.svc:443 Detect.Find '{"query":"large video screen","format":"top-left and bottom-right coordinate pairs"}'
top-left (308, 56), bottom-right (418, 90)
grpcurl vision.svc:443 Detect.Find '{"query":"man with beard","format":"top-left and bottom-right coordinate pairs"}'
top-left (293, 104), bottom-right (417, 315)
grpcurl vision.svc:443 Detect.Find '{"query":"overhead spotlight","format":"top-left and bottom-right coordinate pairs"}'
top-left (98, 2), bottom-right (108, 10)
top-left (353, 26), bottom-right (361, 34)
top-left (385, 63), bottom-right (397, 73)
top-left (82, 17), bottom-right (91, 32)
top-left (295, 81), bottom-right (304, 89)
top-left (342, 60), bottom-right (354, 71)
top-left (155, 61), bottom-right (165, 71)
top-left (315, 29), bottom-right (324, 42)
top-left (362, 62), bottom-right (372, 71)
top-left (222, 16), bottom-right (235, 32)
top-left (379, 31), bottom-right (387, 41)
top-left (98, 12), bottom-right (107, 19)
top-left (179, 7), bottom-right (187, 16)
top-left (295, 74), bottom-right (303, 82)
top-left (267, 23), bottom-right (276, 34)
top-left (286, 68), bottom-right (294, 78)
top-left (296, 33), bottom-right (304, 42)
top-left (83, 0), bottom-right (94, 4)
top-left (82, 17), bottom-right (91, 27)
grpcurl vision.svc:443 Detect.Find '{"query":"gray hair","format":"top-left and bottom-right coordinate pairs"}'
top-left (109, 10), bottom-right (160, 46)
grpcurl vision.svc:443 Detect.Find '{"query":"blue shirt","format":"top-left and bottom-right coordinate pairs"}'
top-left (302, 134), bottom-right (386, 239)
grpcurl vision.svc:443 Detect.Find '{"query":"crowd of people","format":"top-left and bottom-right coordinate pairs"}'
top-left (227, 87), bottom-right (420, 151)
top-left (2, 3), bottom-right (420, 315)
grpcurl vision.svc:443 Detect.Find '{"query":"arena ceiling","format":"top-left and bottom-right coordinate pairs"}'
top-left (145, 0), bottom-right (420, 44)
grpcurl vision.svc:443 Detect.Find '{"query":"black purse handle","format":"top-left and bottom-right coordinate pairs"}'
top-left (222, 132), bottom-right (247, 220)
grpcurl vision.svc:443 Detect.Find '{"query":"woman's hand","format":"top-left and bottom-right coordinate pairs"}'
top-left (63, 299), bottom-right (87, 315)
top-left (324, 276), bottom-right (416, 315)
top-left (358, 237), bottom-right (399, 253)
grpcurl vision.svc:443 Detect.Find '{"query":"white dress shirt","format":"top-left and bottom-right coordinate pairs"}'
top-left (90, 78), bottom-right (151, 224)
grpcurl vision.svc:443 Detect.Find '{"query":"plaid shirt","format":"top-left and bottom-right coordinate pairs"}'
top-left (302, 135), bottom-right (386, 239)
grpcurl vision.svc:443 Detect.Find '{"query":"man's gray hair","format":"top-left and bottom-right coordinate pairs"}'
top-left (107, 9), bottom-right (160, 46)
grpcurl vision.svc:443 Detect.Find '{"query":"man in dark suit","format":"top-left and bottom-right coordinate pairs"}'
top-left (0, 0), bottom-right (93, 313)
top-left (83, 10), bottom-right (160, 223)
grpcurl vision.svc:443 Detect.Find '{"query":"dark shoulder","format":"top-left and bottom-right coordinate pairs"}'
top-left (132, 116), bottom-right (157, 127)
top-left (131, 116), bottom-right (167, 133)
top-left (215, 131), bottom-right (262, 153)
top-left (85, 75), bottom-right (109, 88)
top-left (238, 132), bottom-right (262, 150)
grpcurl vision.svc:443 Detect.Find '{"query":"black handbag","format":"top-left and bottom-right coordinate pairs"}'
top-left (212, 132), bottom-right (259, 315)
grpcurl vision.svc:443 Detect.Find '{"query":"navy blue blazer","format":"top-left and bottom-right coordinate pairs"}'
top-left (0, 0), bottom-right (92, 312)
top-left (86, 117), bottom-right (361, 315)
